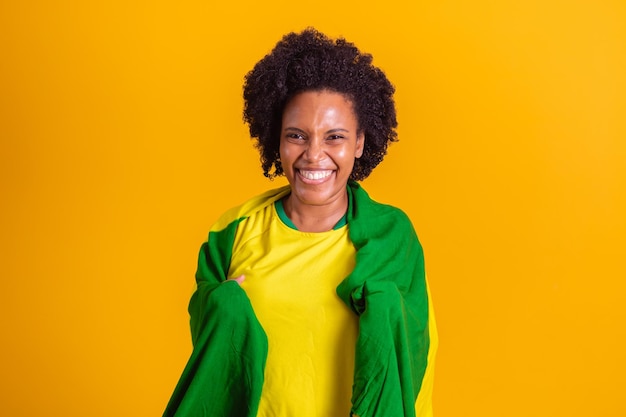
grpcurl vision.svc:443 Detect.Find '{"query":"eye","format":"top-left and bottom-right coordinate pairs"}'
top-left (327, 134), bottom-right (346, 141)
top-left (286, 132), bottom-right (305, 141)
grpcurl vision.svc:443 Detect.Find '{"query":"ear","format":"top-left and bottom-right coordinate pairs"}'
top-left (355, 132), bottom-right (365, 158)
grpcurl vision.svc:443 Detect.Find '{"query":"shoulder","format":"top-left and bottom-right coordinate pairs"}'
top-left (348, 181), bottom-right (419, 246)
top-left (210, 185), bottom-right (291, 233)
top-left (349, 181), bottom-right (414, 227)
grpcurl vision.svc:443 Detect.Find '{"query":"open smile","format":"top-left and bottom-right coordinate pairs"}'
top-left (297, 169), bottom-right (334, 183)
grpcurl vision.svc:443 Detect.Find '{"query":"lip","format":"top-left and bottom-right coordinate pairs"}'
top-left (296, 168), bottom-right (335, 184)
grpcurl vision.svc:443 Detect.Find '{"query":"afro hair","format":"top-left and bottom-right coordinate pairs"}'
top-left (243, 28), bottom-right (398, 181)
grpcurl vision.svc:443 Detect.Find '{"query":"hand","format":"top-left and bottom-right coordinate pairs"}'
top-left (226, 275), bottom-right (245, 285)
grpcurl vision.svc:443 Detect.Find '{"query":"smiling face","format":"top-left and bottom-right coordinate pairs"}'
top-left (279, 90), bottom-right (364, 211)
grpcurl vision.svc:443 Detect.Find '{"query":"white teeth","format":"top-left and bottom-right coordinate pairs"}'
top-left (299, 170), bottom-right (332, 180)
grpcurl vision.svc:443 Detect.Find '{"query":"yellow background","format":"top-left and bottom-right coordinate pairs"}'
top-left (1, 1), bottom-right (625, 416)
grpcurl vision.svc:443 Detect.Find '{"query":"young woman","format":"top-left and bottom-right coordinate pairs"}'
top-left (164, 28), bottom-right (437, 417)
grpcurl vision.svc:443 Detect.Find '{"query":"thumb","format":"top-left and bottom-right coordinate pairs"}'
top-left (228, 275), bottom-right (245, 285)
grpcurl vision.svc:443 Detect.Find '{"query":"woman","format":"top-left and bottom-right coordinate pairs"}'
top-left (164, 28), bottom-right (437, 417)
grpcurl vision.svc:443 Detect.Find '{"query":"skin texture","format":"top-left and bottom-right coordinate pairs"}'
top-left (279, 90), bottom-right (364, 233)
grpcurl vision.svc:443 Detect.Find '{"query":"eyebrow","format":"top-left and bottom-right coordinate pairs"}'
top-left (283, 127), bottom-right (350, 134)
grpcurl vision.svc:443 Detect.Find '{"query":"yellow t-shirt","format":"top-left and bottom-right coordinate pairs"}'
top-left (227, 200), bottom-right (438, 416)
top-left (228, 201), bottom-right (358, 417)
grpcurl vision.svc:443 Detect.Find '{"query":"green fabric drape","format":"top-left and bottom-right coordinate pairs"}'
top-left (163, 181), bottom-right (430, 417)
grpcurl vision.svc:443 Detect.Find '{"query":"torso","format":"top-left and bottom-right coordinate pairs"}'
top-left (228, 202), bottom-right (358, 417)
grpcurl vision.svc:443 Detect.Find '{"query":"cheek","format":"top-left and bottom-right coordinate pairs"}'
top-left (279, 141), bottom-right (288, 160)
top-left (335, 148), bottom-right (347, 159)
top-left (279, 143), bottom-right (295, 167)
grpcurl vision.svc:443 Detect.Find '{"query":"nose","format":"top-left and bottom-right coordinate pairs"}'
top-left (304, 136), bottom-right (324, 162)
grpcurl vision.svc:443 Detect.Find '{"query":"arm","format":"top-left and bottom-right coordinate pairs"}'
top-left (339, 182), bottom-right (432, 417)
top-left (164, 234), bottom-right (267, 417)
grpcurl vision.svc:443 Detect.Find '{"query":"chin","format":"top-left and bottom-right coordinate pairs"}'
top-left (292, 186), bottom-right (341, 206)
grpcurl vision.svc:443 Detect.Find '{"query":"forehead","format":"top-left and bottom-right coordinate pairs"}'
top-left (282, 90), bottom-right (357, 125)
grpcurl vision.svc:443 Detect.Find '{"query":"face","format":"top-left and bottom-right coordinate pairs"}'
top-left (279, 90), bottom-right (364, 209)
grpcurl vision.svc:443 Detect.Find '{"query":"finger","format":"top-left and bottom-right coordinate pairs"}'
top-left (230, 275), bottom-right (245, 285)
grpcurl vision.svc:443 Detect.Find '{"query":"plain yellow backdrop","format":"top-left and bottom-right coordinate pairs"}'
top-left (1, 1), bottom-right (625, 416)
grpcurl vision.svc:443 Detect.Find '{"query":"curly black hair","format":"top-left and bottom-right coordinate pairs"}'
top-left (243, 28), bottom-right (398, 181)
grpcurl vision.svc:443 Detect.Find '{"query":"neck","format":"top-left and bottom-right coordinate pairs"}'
top-left (283, 191), bottom-right (348, 233)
